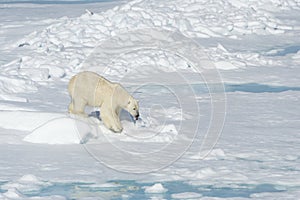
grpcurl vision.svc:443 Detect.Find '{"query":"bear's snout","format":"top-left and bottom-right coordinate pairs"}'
top-left (135, 112), bottom-right (139, 120)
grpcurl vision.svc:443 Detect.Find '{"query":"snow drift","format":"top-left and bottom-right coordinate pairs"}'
top-left (0, 0), bottom-right (299, 90)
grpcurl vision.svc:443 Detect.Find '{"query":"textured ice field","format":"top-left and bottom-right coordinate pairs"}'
top-left (0, 0), bottom-right (300, 199)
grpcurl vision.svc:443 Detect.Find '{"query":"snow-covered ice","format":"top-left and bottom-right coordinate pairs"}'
top-left (0, 0), bottom-right (299, 199)
top-left (144, 183), bottom-right (168, 193)
top-left (171, 192), bottom-right (202, 199)
top-left (23, 116), bottom-right (97, 145)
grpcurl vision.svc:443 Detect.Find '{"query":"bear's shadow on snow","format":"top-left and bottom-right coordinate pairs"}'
top-left (87, 108), bottom-right (134, 123)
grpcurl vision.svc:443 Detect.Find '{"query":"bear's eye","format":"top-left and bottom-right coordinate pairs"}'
top-left (133, 108), bottom-right (136, 110)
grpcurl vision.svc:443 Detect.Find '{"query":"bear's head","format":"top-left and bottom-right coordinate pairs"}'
top-left (126, 97), bottom-right (139, 120)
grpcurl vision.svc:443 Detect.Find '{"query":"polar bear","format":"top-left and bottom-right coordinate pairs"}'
top-left (68, 71), bottom-right (139, 133)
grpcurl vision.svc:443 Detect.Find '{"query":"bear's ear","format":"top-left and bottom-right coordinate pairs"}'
top-left (128, 100), bottom-right (131, 105)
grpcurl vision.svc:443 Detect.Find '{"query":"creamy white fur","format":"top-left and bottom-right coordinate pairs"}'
top-left (68, 71), bottom-right (139, 132)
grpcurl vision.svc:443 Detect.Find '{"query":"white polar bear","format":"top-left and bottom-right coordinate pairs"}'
top-left (68, 71), bottom-right (139, 133)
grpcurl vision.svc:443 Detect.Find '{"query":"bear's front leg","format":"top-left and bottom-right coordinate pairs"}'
top-left (112, 124), bottom-right (123, 133)
top-left (112, 108), bottom-right (123, 132)
top-left (112, 114), bottom-right (123, 133)
top-left (101, 112), bottom-right (123, 133)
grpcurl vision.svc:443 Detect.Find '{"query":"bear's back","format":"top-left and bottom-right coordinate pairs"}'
top-left (69, 71), bottom-right (111, 98)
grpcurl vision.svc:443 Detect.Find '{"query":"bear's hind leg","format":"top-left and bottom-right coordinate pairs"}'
top-left (68, 101), bottom-right (74, 113)
top-left (71, 99), bottom-right (88, 117)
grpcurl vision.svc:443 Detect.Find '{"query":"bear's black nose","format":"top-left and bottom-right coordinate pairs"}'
top-left (135, 113), bottom-right (139, 120)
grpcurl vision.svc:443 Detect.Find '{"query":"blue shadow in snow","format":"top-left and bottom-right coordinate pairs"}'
top-left (129, 83), bottom-right (300, 96)
top-left (267, 45), bottom-right (300, 56)
top-left (189, 83), bottom-right (300, 94)
top-left (0, 181), bottom-right (8, 193)
top-left (224, 83), bottom-right (300, 93)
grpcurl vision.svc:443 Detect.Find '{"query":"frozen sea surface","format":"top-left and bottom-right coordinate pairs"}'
top-left (6, 180), bottom-right (286, 199)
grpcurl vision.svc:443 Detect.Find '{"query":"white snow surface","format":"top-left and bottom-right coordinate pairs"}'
top-left (171, 192), bottom-right (202, 199)
top-left (1, 0), bottom-right (300, 87)
top-left (0, 0), bottom-right (299, 199)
